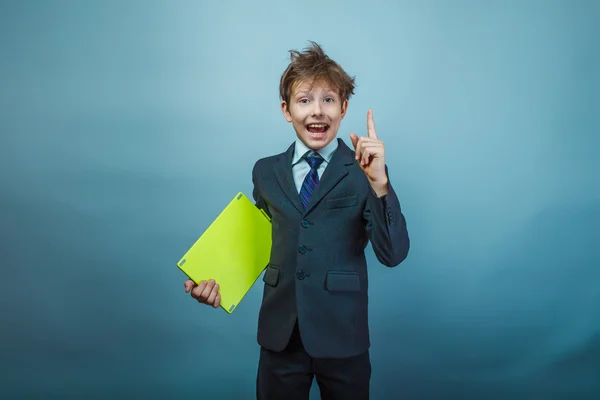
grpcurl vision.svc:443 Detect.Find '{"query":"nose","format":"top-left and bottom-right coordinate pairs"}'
top-left (311, 101), bottom-right (323, 117)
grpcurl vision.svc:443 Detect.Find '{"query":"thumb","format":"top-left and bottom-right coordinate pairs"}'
top-left (350, 133), bottom-right (358, 149)
top-left (184, 279), bottom-right (196, 292)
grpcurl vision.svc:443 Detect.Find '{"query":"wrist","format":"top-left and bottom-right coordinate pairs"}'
top-left (369, 177), bottom-right (389, 197)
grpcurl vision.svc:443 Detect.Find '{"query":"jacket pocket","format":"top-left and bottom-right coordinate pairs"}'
top-left (325, 271), bottom-right (361, 292)
top-left (262, 265), bottom-right (280, 287)
top-left (324, 195), bottom-right (358, 209)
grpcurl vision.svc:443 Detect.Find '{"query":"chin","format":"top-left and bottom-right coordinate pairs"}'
top-left (304, 136), bottom-right (330, 150)
top-left (304, 130), bottom-right (337, 149)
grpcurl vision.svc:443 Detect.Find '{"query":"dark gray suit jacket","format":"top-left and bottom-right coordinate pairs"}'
top-left (252, 138), bottom-right (409, 359)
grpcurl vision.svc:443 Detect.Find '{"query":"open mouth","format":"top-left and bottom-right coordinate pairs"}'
top-left (306, 123), bottom-right (330, 138)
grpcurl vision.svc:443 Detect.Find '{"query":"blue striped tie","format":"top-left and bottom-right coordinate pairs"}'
top-left (299, 152), bottom-right (324, 210)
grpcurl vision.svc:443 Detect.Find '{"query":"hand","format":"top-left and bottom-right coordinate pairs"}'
top-left (185, 279), bottom-right (221, 308)
top-left (350, 109), bottom-right (388, 196)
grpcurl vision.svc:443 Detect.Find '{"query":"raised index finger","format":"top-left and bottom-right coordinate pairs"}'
top-left (367, 109), bottom-right (377, 139)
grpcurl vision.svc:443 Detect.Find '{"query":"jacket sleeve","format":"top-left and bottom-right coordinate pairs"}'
top-left (363, 167), bottom-right (410, 267)
top-left (252, 160), bottom-right (271, 219)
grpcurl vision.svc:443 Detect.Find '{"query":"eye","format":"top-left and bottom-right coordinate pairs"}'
top-left (324, 97), bottom-right (334, 103)
top-left (299, 98), bottom-right (309, 104)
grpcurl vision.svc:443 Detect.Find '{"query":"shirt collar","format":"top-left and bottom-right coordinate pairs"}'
top-left (292, 137), bottom-right (339, 166)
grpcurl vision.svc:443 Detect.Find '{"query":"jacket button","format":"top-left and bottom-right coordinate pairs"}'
top-left (298, 245), bottom-right (307, 254)
top-left (301, 220), bottom-right (310, 228)
top-left (296, 270), bottom-right (306, 280)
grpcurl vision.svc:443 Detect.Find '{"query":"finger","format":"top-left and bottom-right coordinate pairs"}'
top-left (213, 292), bottom-right (221, 308)
top-left (361, 144), bottom-right (383, 155)
top-left (361, 145), bottom-right (382, 165)
top-left (355, 137), bottom-right (376, 161)
top-left (206, 283), bottom-right (220, 305)
top-left (361, 146), bottom-right (372, 166)
top-left (350, 133), bottom-right (359, 151)
top-left (191, 280), bottom-right (207, 300)
top-left (367, 109), bottom-right (378, 139)
top-left (355, 136), bottom-right (365, 161)
top-left (184, 280), bottom-right (196, 293)
top-left (199, 279), bottom-right (216, 302)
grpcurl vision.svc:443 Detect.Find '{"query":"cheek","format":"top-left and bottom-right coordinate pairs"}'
top-left (326, 106), bottom-right (342, 119)
top-left (290, 108), bottom-right (306, 121)
top-left (294, 120), bottom-right (307, 132)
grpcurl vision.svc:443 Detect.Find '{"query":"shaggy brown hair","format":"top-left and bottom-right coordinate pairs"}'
top-left (279, 41), bottom-right (356, 105)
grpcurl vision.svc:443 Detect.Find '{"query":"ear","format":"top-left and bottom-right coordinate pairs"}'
top-left (281, 101), bottom-right (293, 123)
top-left (340, 99), bottom-right (349, 119)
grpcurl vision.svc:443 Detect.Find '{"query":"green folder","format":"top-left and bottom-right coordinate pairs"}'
top-left (177, 192), bottom-right (272, 314)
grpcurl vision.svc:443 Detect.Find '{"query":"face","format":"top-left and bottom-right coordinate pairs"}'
top-left (281, 79), bottom-right (348, 151)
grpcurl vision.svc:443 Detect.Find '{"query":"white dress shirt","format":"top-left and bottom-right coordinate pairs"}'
top-left (291, 138), bottom-right (339, 193)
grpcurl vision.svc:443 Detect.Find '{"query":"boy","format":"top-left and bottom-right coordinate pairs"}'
top-left (184, 41), bottom-right (410, 399)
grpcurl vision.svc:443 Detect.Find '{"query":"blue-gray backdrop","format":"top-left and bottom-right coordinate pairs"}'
top-left (1, 1), bottom-right (598, 399)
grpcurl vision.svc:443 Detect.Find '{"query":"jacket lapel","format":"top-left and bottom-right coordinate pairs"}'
top-left (273, 138), bottom-right (356, 216)
top-left (273, 142), bottom-right (305, 214)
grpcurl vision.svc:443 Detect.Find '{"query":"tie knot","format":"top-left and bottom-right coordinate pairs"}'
top-left (305, 152), bottom-right (324, 169)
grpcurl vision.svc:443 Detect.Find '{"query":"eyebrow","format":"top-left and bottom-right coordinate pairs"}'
top-left (295, 90), bottom-right (337, 97)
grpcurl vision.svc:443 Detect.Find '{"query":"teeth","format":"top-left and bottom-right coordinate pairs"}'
top-left (307, 124), bottom-right (327, 128)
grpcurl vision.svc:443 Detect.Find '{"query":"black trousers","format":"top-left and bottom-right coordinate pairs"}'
top-left (256, 321), bottom-right (371, 400)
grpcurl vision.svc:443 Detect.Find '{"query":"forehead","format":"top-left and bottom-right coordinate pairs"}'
top-left (291, 78), bottom-right (339, 96)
